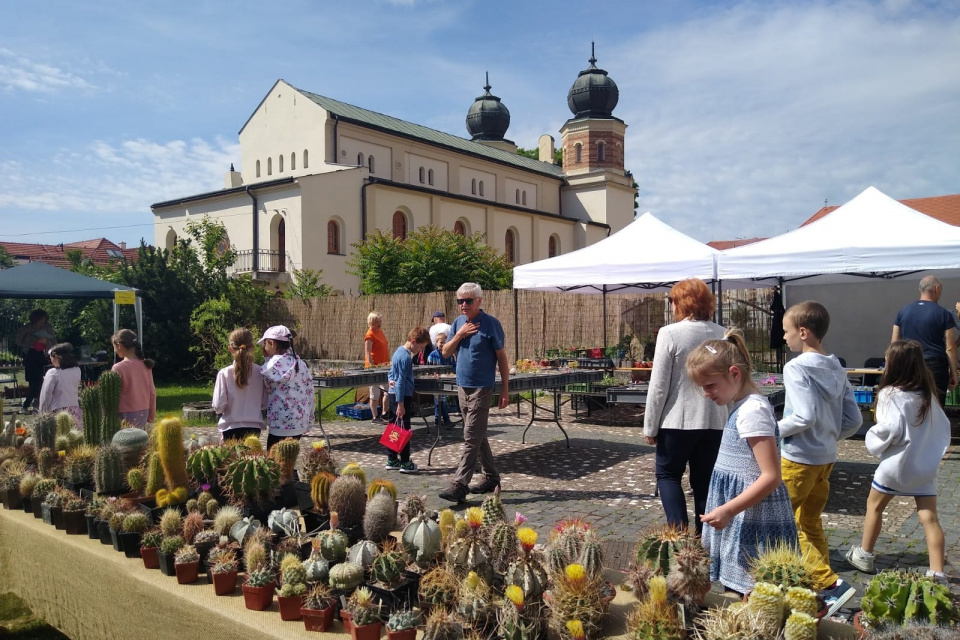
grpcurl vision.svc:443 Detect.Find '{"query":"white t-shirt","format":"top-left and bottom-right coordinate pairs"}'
top-left (735, 393), bottom-right (777, 439)
top-left (212, 364), bottom-right (267, 432)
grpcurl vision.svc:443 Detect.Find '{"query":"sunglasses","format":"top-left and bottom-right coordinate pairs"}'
top-left (456, 298), bottom-right (475, 305)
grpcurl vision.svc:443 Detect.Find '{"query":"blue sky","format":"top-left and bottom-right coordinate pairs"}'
top-left (1, 0), bottom-right (958, 248)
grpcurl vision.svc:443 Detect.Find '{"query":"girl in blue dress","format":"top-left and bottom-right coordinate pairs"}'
top-left (686, 328), bottom-right (798, 595)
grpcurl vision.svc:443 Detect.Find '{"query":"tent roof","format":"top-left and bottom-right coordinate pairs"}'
top-left (717, 186), bottom-right (960, 285)
top-left (0, 262), bottom-right (137, 299)
top-left (513, 212), bottom-right (718, 294)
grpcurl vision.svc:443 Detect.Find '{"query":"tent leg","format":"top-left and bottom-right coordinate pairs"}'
top-left (136, 297), bottom-right (143, 350)
top-left (513, 288), bottom-right (519, 362)
top-left (717, 280), bottom-right (724, 326)
top-left (602, 286), bottom-right (607, 350)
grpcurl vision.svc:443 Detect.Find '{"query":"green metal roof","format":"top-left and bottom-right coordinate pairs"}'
top-left (291, 84), bottom-right (566, 180)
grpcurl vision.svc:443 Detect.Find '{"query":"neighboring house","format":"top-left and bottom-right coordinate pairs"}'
top-left (0, 238), bottom-right (137, 268)
top-left (152, 51), bottom-right (637, 294)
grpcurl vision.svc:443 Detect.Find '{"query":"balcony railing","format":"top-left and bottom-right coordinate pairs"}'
top-left (232, 249), bottom-right (291, 274)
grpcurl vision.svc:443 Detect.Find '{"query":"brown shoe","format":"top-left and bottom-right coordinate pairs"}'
top-left (439, 482), bottom-right (468, 503)
top-left (468, 476), bottom-right (500, 495)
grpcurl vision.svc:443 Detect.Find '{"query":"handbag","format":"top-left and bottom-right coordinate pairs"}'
top-left (379, 417), bottom-right (412, 453)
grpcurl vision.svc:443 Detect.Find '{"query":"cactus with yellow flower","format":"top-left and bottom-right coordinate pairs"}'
top-left (626, 575), bottom-right (685, 640)
top-left (446, 508), bottom-right (494, 583)
top-left (457, 570), bottom-right (493, 632)
top-left (546, 563), bottom-right (606, 640)
top-left (505, 527), bottom-right (548, 602)
top-left (498, 583), bottom-right (546, 640)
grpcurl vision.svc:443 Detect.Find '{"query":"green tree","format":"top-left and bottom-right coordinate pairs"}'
top-left (516, 146), bottom-right (563, 167)
top-left (284, 268), bottom-right (333, 301)
top-left (0, 246), bottom-right (14, 269)
top-left (348, 226), bottom-right (513, 294)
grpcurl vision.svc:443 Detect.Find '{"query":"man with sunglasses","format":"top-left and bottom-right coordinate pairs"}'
top-left (438, 283), bottom-right (510, 503)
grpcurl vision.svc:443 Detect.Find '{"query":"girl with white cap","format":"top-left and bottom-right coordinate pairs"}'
top-left (259, 325), bottom-right (315, 450)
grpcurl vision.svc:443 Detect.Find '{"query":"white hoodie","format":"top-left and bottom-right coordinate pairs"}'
top-left (778, 352), bottom-right (862, 465)
top-left (866, 387), bottom-right (949, 496)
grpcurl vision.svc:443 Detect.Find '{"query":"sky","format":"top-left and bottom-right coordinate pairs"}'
top-left (1, 0), bottom-right (958, 248)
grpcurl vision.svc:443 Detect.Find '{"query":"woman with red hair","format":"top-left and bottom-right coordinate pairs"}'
top-left (643, 278), bottom-right (727, 535)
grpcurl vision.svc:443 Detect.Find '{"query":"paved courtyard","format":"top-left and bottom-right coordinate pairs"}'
top-left (289, 399), bottom-right (960, 620)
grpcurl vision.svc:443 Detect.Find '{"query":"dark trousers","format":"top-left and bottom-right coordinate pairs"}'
top-left (655, 428), bottom-right (723, 537)
top-left (386, 396), bottom-right (412, 463)
top-left (266, 433), bottom-right (302, 451)
top-left (22, 349), bottom-right (46, 410)
top-left (926, 357), bottom-right (949, 407)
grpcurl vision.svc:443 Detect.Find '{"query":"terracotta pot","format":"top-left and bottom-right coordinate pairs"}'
top-left (340, 609), bottom-right (354, 632)
top-left (387, 628), bottom-right (416, 640)
top-left (350, 621), bottom-right (382, 640)
top-left (278, 595), bottom-right (304, 621)
top-left (301, 605), bottom-right (334, 632)
top-left (175, 560), bottom-right (200, 584)
top-left (212, 570), bottom-right (238, 596)
top-left (141, 547), bottom-right (160, 569)
top-left (242, 582), bottom-right (276, 611)
top-left (853, 611), bottom-right (870, 640)
top-left (816, 597), bottom-right (828, 625)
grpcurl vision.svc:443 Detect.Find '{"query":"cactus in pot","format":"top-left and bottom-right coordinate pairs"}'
top-left (303, 539), bottom-right (331, 584)
top-left (363, 490), bottom-right (397, 542)
top-left (367, 478), bottom-right (397, 501)
top-left (745, 581), bottom-right (785, 639)
top-left (625, 575), bottom-right (683, 640)
top-left (33, 412), bottom-right (57, 450)
top-left (318, 527), bottom-right (349, 562)
top-left (402, 513), bottom-right (442, 568)
top-left (94, 444), bottom-right (124, 493)
top-left (97, 370), bottom-right (122, 442)
top-left (328, 475), bottom-right (366, 528)
top-left (347, 539), bottom-right (379, 572)
top-left (505, 527), bottom-right (548, 602)
top-left (329, 561), bottom-right (364, 591)
top-left (154, 417), bottom-right (190, 502)
top-left (220, 454), bottom-right (281, 505)
top-left (447, 508), bottom-right (493, 583)
top-left (269, 437), bottom-right (300, 485)
top-left (371, 544), bottom-right (406, 586)
top-left (861, 570), bottom-right (959, 628)
top-left (309, 470), bottom-right (335, 513)
top-left (80, 385), bottom-right (101, 445)
top-left (783, 611), bottom-right (817, 640)
top-left (346, 586), bottom-right (381, 627)
top-left (340, 462), bottom-right (366, 488)
top-left (111, 427), bottom-right (149, 474)
top-left (143, 451), bottom-right (163, 497)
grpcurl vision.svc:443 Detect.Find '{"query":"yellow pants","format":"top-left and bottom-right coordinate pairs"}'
top-left (780, 458), bottom-right (837, 590)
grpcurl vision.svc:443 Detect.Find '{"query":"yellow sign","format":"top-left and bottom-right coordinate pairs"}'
top-left (114, 290), bottom-right (136, 305)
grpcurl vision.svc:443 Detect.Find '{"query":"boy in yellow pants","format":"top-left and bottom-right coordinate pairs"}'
top-left (779, 301), bottom-right (862, 618)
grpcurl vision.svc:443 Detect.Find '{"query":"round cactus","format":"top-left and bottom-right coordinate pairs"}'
top-left (447, 537), bottom-right (493, 584)
top-left (329, 561), bottom-right (364, 591)
top-left (186, 445), bottom-right (231, 485)
top-left (347, 540), bottom-right (379, 571)
top-left (243, 435), bottom-right (262, 452)
top-left (319, 528), bottom-right (349, 563)
top-left (363, 491), bottom-right (397, 542)
top-left (783, 611), bottom-right (817, 640)
top-left (303, 551), bottom-right (330, 584)
top-left (55, 410), bottom-right (75, 436)
top-left (340, 462), bottom-right (366, 488)
top-left (220, 455), bottom-right (281, 504)
top-left (112, 427), bottom-right (149, 473)
top-left (784, 586), bottom-right (819, 618)
top-left (402, 513), bottom-right (442, 567)
top-left (505, 557), bottom-right (547, 602)
top-left (861, 570), bottom-right (959, 628)
top-left (309, 471), bottom-right (335, 512)
top-left (745, 581), bottom-right (785, 639)
top-left (126, 467), bottom-right (146, 494)
top-left (269, 438), bottom-right (300, 484)
top-left (328, 475), bottom-right (366, 528)
top-left (367, 478), bottom-right (397, 501)
top-left (371, 550), bottom-right (406, 586)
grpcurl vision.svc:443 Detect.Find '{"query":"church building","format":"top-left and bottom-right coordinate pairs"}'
top-left (151, 49), bottom-right (637, 293)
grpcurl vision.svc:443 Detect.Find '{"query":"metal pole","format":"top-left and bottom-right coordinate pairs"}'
top-left (602, 285), bottom-right (608, 349)
top-left (717, 280), bottom-right (724, 326)
top-left (513, 288), bottom-right (519, 361)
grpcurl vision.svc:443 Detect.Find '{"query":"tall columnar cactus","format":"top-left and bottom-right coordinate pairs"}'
top-left (80, 385), bottom-right (101, 445)
top-left (363, 491), bottom-right (397, 542)
top-left (269, 438), bottom-right (300, 484)
top-left (111, 427), bottom-right (149, 473)
top-left (97, 371), bottom-right (122, 442)
top-left (144, 451), bottom-right (164, 497)
top-left (402, 513), bottom-right (442, 567)
top-left (578, 530), bottom-right (604, 581)
top-left (37, 449), bottom-right (57, 478)
top-left (328, 475), bottom-right (366, 528)
top-left (94, 444), bottom-right (124, 494)
top-left (33, 412), bottom-right (57, 450)
top-left (56, 411), bottom-right (75, 436)
top-left (220, 455), bottom-right (280, 504)
top-left (309, 471), bottom-right (335, 513)
top-left (861, 570), bottom-right (959, 628)
top-left (490, 521), bottom-right (520, 573)
top-left (155, 417), bottom-right (190, 494)
top-left (481, 493), bottom-right (505, 527)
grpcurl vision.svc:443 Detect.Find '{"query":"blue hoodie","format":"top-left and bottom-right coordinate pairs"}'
top-left (778, 352), bottom-right (862, 465)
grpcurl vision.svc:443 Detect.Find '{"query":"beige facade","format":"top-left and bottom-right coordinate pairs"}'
top-left (152, 77), bottom-right (635, 294)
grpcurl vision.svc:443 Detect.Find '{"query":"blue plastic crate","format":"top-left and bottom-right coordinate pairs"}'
top-left (854, 389), bottom-right (874, 405)
top-left (336, 403), bottom-right (373, 420)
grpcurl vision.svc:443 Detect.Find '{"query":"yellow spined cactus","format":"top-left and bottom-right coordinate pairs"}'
top-left (517, 527), bottom-right (538, 551)
top-left (243, 435), bottom-right (262, 451)
top-left (784, 586), bottom-right (819, 618)
top-left (566, 620), bottom-right (585, 640)
top-left (648, 575), bottom-right (668, 606)
top-left (783, 611), bottom-right (817, 640)
top-left (564, 563), bottom-right (587, 586)
top-left (505, 584), bottom-right (524, 608)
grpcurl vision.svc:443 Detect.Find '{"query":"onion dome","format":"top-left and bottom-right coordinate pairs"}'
top-left (466, 72), bottom-right (511, 141)
top-left (567, 43), bottom-right (619, 118)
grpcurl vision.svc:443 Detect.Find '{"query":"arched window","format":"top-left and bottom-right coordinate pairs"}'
top-left (418, 167), bottom-right (425, 183)
top-left (267, 157), bottom-right (272, 175)
top-left (597, 142), bottom-right (605, 162)
top-left (522, 191), bottom-right (527, 206)
top-left (279, 155), bottom-right (284, 173)
top-left (504, 229), bottom-right (516, 263)
top-left (575, 143), bottom-right (582, 163)
top-left (548, 235), bottom-right (559, 258)
top-left (479, 181), bottom-right (484, 197)
top-left (357, 152), bottom-right (364, 166)
top-left (291, 152), bottom-right (296, 170)
top-left (256, 160), bottom-right (261, 178)
top-left (303, 149), bottom-right (309, 168)
top-left (327, 220), bottom-right (340, 254)
top-left (165, 229), bottom-right (178, 250)
top-left (515, 189), bottom-right (520, 204)
top-left (392, 211), bottom-right (407, 240)
top-left (471, 178), bottom-right (477, 195)
top-left (368, 155), bottom-right (375, 174)
top-left (428, 169), bottom-right (434, 186)
top-left (453, 220), bottom-right (466, 236)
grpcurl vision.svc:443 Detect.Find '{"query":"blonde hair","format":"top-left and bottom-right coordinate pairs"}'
top-left (367, 311), bottom-right (382, 327)
top-left (686, 328), bottom-right (752, 383)
top-left (229, 328), bottom-right (255, 389)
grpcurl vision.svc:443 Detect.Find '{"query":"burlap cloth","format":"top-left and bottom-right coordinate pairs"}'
top-left (0, 507), bottom-right (854, 639)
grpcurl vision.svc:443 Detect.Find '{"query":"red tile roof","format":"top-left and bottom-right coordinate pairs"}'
top-left (0, 239), bottom-right (136, 268)
top-left (802, 193), bottom-right (960, 226)
top-left (707, 238), bottom-right (766, 251)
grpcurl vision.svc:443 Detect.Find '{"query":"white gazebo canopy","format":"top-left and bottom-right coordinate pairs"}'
top-left (513, 212), bottom-right (718, 293)
top-left (717, 186), bottom-right (960, 285)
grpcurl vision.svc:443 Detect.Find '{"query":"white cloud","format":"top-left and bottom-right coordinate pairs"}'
top-left (0, 136), bottom-right (239, 243)
top-left (0, 48), bottom-right (98, 93)
top-left (607, 1), bottom-right (960, 242)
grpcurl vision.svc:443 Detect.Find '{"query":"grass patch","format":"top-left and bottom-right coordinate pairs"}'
top-left (0, 592), bottom-right (70, 639)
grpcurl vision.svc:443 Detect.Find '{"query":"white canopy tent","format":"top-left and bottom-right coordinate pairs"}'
top-left (513, 211), bottom-right (718, 293)
top-left (717, 186), bottom-right (960, 286)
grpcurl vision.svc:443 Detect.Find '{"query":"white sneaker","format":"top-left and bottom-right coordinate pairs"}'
top-left (926, 570), bottom-right (950, 585)
top-left (846, 545), bottom-right (876, 573)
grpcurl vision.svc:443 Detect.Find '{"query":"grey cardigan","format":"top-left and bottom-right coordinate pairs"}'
top-left (643, 319), bottom-right (728, 437)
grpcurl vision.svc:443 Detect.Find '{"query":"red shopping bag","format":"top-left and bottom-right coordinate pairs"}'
top-left (379, 418), bottom-right (412, 453)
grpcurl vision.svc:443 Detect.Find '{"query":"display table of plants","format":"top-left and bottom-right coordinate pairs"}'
top-left (1, 404), bottom-right (957, 639)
